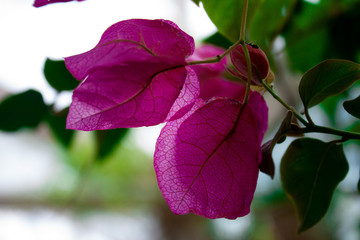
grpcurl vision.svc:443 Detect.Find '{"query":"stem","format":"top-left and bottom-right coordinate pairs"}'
top-left (241, 41), bottom-right (252, 105)
top-left (261, 80), bottom-right (309, 126)
top-left (188, 0), bottom-right (249, 67)
top-left (187, 39), bottom-right (243, 66)
top-left (239, 0), bottom-right (249, 42)
top-left (301, 125), bottom-right (360, 140)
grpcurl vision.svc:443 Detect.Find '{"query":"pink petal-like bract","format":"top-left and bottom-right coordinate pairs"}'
top-left (230, 44), bottom-right (269, 86)
top-left (33, 0), bottom-right (85, 7)
top-left (188, 45), bottom-right (245, 101)
top-left (154, 92), bottom-right (268, 219)
top-left (65, 19), bottom-right (198, 130)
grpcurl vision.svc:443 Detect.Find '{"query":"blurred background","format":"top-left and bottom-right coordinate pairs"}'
top-left (0, 0), bottom-right (359, 239)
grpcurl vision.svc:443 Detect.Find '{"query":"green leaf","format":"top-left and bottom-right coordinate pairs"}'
top-left (192, 0), bottom-right (200, 6)
top-left (45, 108), bottom-right (74, 147)
top-left (343, 95), bottom-right (360, 119)
top-left (280, 138), bottom-right (349, 232)
top-left (95, 128), bottom-right (129, 161)
top-left (0, 90), bottom-right (48, 132)
top-left (44, 58), bottom-right (79, 92)
top-left (299, 59), bottom-right (360, 109)
top-left (202, 32), bottom-right (233, 49)
top-left (200, 0), bottom-right (261, 42)
top-left (249, 0), bottom-right (297, 50)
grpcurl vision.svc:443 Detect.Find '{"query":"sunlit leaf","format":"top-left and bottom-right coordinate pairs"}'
top-left (95, 128), bottom-right (129, 161)
top-left (44, 58), bottom-right (79, 92)
top-left (45, 108), bottom-right (74, 147)
top-left (281, 138), bottom-right (349, 232)
top-left (343, 95), bottom-right (360, 119)
top-left (0, 90), bottom-right (48, 132)
top-left (299, 59), bottom-right (360, 109)
top-left (200, 0), bottom-right (261, 42)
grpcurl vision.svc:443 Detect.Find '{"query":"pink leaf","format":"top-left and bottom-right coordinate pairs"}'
top-left (154, 92), bottom-right (268, 219)
top-left (65, 19), bottom-right (198, 130)
top-left (188, 44), bottom-right (245, 101)
top-left (33, 0), bottom-right (85, 7)
top-left (230, 44), bottom-right (269, 86)
top-left (67, 66), bottom-right (198, 130)
top-left (65, 19), bottom-right (194, 80)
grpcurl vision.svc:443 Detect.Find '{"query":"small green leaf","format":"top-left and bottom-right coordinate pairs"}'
top-left (343, 95), bottom-right (360, 119)
top-left (299, 59), bottom-right (360, 109)
top-left (202, 32), bottom-right (233, 49)
top-left (281, 138), bottom-right (349, 232)
top-left (0, 90), bottom-right (48, 132)
top-left (45, 108), bottom-right (74, 147)
top-left (44, 58), bottom-right (79, 92)
top-left (95, 128), bottom-right (129, 161)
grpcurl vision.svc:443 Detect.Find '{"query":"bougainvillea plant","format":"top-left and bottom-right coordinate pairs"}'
top-left (24, 0), bottom-right (360, 233)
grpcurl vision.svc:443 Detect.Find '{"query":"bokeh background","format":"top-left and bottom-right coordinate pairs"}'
top-left (0, 0), bottom-right (359, 239)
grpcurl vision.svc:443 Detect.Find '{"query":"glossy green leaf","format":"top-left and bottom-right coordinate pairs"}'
top-left (44, 58), bottom-right (79, 92)
top-left (281, 138), bottom-right (349, 232)
top-left (299, 59), bottom-right (360, 109)
top-left (200, 0), bottom-right (261, 42)
top-left (45, 108), bottom-right (74, 147)
top-left (0, 90), bottom-right (48, 132)
top-left (343, 95), bottom-right (360, 119)
top-left (95, 128), bottom-right (129, 161)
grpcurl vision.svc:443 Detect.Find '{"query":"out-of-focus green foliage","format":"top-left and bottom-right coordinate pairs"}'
top-left (44, 58), bottom-right (79, 92)
top-left (0, 90), bottom-right (48, 131)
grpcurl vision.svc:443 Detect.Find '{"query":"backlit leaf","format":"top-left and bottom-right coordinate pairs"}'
top-left (299, 59), bottom-right (360, 109)
top-left (33, 0), bottom-right (85, 7)
top-left (0, 90), bottom-right (48, 132)
top-left (65, 19), bottom-right (199, 130)
top-left (154, 92), bottom-right (268, 219)
top-left (281, 138), bottom-right (349, 232)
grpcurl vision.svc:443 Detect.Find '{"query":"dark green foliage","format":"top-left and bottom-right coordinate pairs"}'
top-left (299, 59), bottom-right (360, 109)
top-left (343, 95), bottom-right (360, 119)
top-left (0, 90), bottom-right (48, 131)
top-left (95, 128), bottom-right (129, 161)
top-left (281, 138), bottom-right (349, 232)
top-left (44, 58), bottom-right (79, 92)
top-left (202, 32), bottom-right (233, 49)
top-left (283, 0), bottom-right (360, 73)
top-left (45, 107), bottom-right (74, 147)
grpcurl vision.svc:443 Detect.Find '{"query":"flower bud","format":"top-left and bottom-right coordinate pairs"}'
top-left (230, 43), bottom-right (270, 86)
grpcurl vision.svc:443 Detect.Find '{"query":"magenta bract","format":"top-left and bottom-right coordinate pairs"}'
top-left (33, 0), bottom-right (85, 7)
top-left (230, 44), bottom-right (269, 86)
top-left (154, 92), bottom-right (268, 219)
top-left (65, 19), bottom-right (198, 130)
top-left (188, 45), bottom-right (245, 101)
